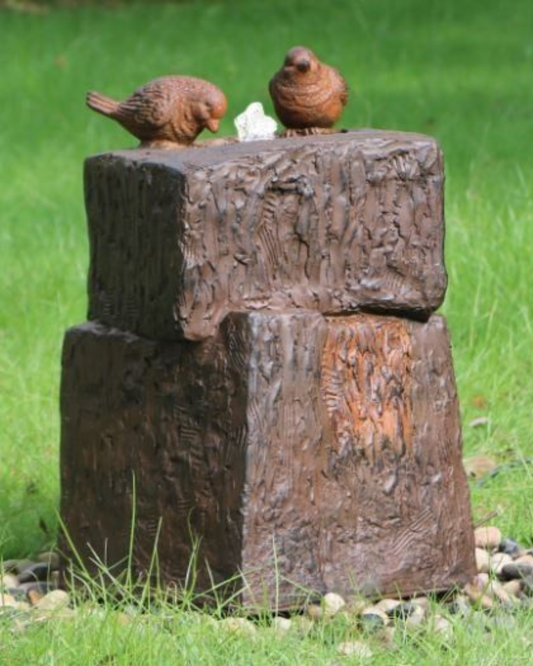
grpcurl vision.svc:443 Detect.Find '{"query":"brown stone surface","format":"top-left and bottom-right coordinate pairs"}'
top-left (85, 130), bottom-right (447, 341)
top-left (60, 312), bottom-right (474, 607)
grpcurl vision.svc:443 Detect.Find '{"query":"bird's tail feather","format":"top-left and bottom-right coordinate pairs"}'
top-left (86, 91), bottom-right (119, 117)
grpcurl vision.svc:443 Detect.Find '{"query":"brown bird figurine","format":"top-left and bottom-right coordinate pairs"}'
top-left (269, 46), bottom-right (349, 135)
top-left (86, 76), bottom-right (227, 149)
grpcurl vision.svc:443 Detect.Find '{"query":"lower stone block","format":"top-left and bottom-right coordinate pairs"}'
top-left (60, 312), bottom-right (475, 607)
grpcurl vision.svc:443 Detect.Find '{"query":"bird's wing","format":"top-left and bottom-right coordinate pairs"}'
top-left (117, 83), bottom-right (174, 129)
top-left (268, 75), bottom-right (279, 100)
top-left (334, 70), bottom-right (349, 107)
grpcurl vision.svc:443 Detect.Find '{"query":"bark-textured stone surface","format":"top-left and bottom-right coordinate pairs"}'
top-left (85, 130), bottom-right (447, 341)
top-left (60, 312), bottom-right (474, 607)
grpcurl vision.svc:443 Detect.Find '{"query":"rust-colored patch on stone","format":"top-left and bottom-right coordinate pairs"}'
top-left (322, 314), bottom-right (413, 467)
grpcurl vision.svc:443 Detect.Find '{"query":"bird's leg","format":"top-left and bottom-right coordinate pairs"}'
top-left (194, 137), bottom-right (239, 148)
top-left (278, 127), bottom-right (338, 138)
top-left (139, 139), bottom-right (188, 150)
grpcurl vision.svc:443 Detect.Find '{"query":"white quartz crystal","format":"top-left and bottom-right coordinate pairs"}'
top-left (234, 102), bottom-right (278, 142)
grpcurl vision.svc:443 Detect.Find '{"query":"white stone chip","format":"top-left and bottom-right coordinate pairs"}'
top-left (0, 574), bottom-right (18, 590)
top-left (323, 592), bottom-right (346, 616)
top-left (271, 616), bottom-right (292, 634)
top-left (234, 102), bottom-right (278, 142)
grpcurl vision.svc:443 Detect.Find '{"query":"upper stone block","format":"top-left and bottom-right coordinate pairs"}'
top-left (85, 130), bottom-right (446, 340)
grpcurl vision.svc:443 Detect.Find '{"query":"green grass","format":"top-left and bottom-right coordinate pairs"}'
top-left (2, 604), bottom-right (533, 666)
top-left (1, 0), bottom-right (533, 661)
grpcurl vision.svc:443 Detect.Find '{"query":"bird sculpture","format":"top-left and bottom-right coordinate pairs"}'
top-left (269, 46), bottom-right (349, 135)
top-left (86, 76), bottom-right (227, 149)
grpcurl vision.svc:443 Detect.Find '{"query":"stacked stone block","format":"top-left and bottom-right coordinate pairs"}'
top-left (60, 130), bottom-right (475, 607)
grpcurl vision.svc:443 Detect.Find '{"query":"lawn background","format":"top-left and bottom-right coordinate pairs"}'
top-left (1, 0), bottom-right (533, 661)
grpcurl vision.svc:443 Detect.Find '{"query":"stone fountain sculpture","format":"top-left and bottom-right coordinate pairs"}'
top-left (60, 51), bottom-right (475, 608)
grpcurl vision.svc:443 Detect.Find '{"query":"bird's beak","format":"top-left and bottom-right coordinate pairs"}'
top-left (206, 118), bottom-right (220, 133)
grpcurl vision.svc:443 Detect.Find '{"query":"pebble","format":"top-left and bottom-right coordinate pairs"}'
top-left (411, 596), bottom-right (430, 611)
top-left (386, 601), bottom-right (418, 620)
top-left (377, 626), bottom-right (397, 648)
top-left (34, 590), bottom-right (70, 611)
top-left (433, 615), bottom-right (453, 640)
top-left (463, 456), bottom-right (498, 479)
top-left (375, 598), bottom-right (401, 613)
top-left (514, 555), bottom-right (533, 566)
top-left (116, 612), bottom-right (134, 626)
top-left (468, 416), bottom-right (489, 428)
top-left (488, 581), bottom-right (515, 607)
top-left (0, 560), bottom-right (20, 573)
top-left (271, 616), bottom-right (292, 635)
top-left (448, 595), bottom-right (472, 616)
top-left (498, 539), bottom-right (521, 557)
top-left (404, 604), bottom-right (426, 629)
top-left (37, 552), bottom-right (60, 571)
top-left (290, 616), bottom-right (313, 635)
top-left (520, 577), bottom-right (533, 597)
top-left (472, 573), bottom-right (490, 588)
top-left (218, 617), bottom-right (257, 637)
top-left (360, 606), bottom-right (388, 631)
top-left (489, 552), bottom-right (513, 575)
top-left (323, 592), bottom-right (346, 617)
top-left (306, 604), bottom-right (323, 621)
top-left (474, 526), bottom-right (502, 549)
top-left (475, 548), bottom-right (490, 573)
top-left (464, 583), bottom-right (493, 610)
top-left (0, 594), bottom-right (17, 608)
top-left (27, 589), bottom-right (43, 606)
top-left (499, 562), bottom-right (533, 582)
top-left (17, 582), bottom-right (57, 596)
top-left (13, 560), bottom-right (36, 575)
top-left (502, 580), bottom-right (522, 597)
top-left (337, 640), bottom-right (373, 658)
top-left (0, 574), bottom-right (19, 590)
top-left (18, 563), bottom-right (52, 584)
top-left (5, 588), bottom-right (27, 602)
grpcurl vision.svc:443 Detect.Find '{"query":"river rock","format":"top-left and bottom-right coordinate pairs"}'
top-left (489, 552), bottom-right (513, 575)
top-left (499, 562), bottom-right (533, 582)
top-left (464, 582), bottom-right (493, 610)
top-left (218, 617), bottom-right (257, 637)
top-left (502, 580), bottom-right (522, 597)
top-left (498, 539), bottom-right (521, 557)
top-left (18, 563), bottom-right (52, 584)
top-left (271, 616), bottom-right (292, 635)
top-left (360, 607), bottom-right (389, 630)
top-left (323, 592), bottom-right (346, 616)
top-left (474, 526), bottom-right (502, 549)
top-left (37, 552), bottom-right (60, 570)
top-left (475, 548), bottom-right (490, 573)
top-left (433, 614), bottom-right (453, 640)
top-left (34, 590), bottom-right (70, 611)
top-left (375, 598), bottom-right (401, 613)
top-left (0, 574), bottom-right (18, 590)
top-left (0, 594), bottom-right (17, 608)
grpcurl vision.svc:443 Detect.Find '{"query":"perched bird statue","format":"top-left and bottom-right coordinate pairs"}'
top-left (86, 76), bottom-right (227, 149)
top-left (269, 46), bottom-right (349, 135)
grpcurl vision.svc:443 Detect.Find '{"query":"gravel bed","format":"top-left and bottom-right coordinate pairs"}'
top-left (2, 526), bottom-right (533, 656)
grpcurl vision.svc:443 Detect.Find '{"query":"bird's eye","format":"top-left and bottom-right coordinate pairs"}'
top-left (296, 59), bottom-right (311, 73)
